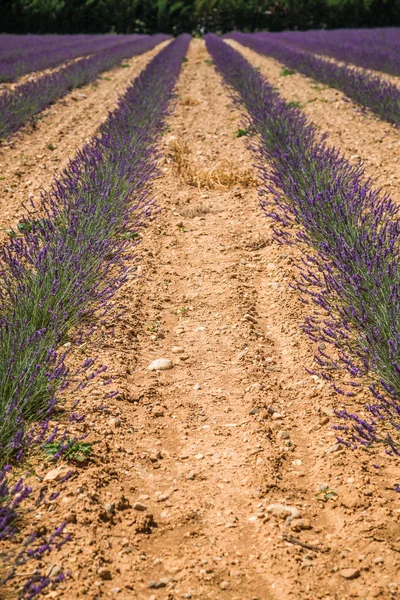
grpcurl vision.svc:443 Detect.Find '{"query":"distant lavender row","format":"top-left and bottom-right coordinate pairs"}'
top-left (0, 34), bottom-right (169, 141)
top-left (0, 34), bottom-right (93, 60)
top-left (260, 30), bottom-right (400, 78)
top-left (0, 33), bottom-right (190, 459)
top-left (277, 28), bottom-right (400, 51)
top-left (206, 34), bottom-right (400, 454)
top-left (0, 34), bottom-right (145, 83)
top-left (226, 32), bottom-right (400, 129)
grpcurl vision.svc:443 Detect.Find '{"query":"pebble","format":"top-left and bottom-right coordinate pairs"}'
top-left (220, 581), bottom-right (229, 590)
top-left (326, 443), bottom-right (343, 454)
top-left (111, 588), bottom-right (121, 594)
top-left (271, 412), bottom-right (284, 420)
top-left (98, 567), bottom-right (112, 581)
top-left (133, 502), bottom-right (147, 512)
top-left (319, 483), bottom-right (329, 491)
top-left (291, 518), bottom-right (312, 531)
top-left (156, 493), bottom-right (170, 502)
top-left (244, 313), bottom-right (257, 324)
top-left (43, 466), bottom-right (72, 482)
top-left (374, 556), bottom-right (384, 564)
top-left (148, 579), bottom-right (167, 589)
top-left (46, 564), bottom-right (62, 578)
top-left (292, 459), bottom-right (302, 466)
top-left (103, 502), bottom-right (115, 514)
top-left (186, 471), bottom-right (196, 480)
top-left (148, 358), bottom-right (173, 371)
top-left (193, 383), bottom-right (202, 390)
top-left (172, 346), bottom-right (185, 354)
top-left (277, 430), bottom-right (290, 440)
top-left (265, 503), bottom-right (301, 519)
top-left (340, 568), bottom-right (360, 580)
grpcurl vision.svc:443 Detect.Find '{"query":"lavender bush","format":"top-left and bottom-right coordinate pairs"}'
top-left (0, 35), bottom-right (144, 83)
top-left (0, 34), bottom-right (170, 141)
top-left (225, 32), bottom-right (400, 129)
top-left (0, 34), bottom-right (190, 460)
top-left (206, 34), bottom-right (400, 454)
top-left (257, 29), bottom-right (400, 78)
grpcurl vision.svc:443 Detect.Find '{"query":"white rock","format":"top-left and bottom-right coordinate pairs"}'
top-left (148, 358), bottom-right (173, 371)
top-left (171, 346), bottom-right (185, 354)
top-left (265, 503), bottom-right (301, 519)
top-left (43, 466), bottom-right (72, 482)
top-left (326, 443), bottom-right (343, 455)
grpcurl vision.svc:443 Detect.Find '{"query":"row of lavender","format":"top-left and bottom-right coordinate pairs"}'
top-left (0, 34), bottom-right (169, 141)
top-left (225, 32), bottom-right (400, 129)
top-left (0, 34), bottom-right (115, 58)
top-left (256, 28), bottom-right (400, 78)
top-left (0, 34), bottom-right (145, 83)
top-left (1, 34), bottom-right (190, 597)
top-left (206, 34), bottom-right (400, 455)
top-left (0, 32), bottom-right (189, 459)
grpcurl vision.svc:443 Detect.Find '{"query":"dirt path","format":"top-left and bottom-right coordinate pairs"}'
top-left (0, 41), bottom-right (169, 234)
top-left (227, 40), bottom-right (400, 205)
top-left (10, 39), bottom-right (400, 600)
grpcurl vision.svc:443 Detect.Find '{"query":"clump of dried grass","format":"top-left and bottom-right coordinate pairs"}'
top-left (167, 140), bottom-right (257, 190)
top-left (180, 96), bottom-right (201, 106)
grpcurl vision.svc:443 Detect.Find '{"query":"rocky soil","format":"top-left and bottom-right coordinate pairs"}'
top-left (4, 39), bottom-right (400, 600)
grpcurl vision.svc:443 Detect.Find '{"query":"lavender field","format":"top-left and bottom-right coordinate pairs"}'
top-left (1, 30), bottom-right (400, 600)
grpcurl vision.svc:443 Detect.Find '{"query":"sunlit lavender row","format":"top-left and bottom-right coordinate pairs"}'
top-left (255, 28), bottom-right (400, 77)
top-left (0, 34), bottom-right (145, 83)
top-left (225, 32), bottom-right (400, 128)
top-left (207, 33), bottom-right (400, 455)
top-left (0, 34), bottom-right (169, 141)
top-left (0, 34), bottom-right (189, 461)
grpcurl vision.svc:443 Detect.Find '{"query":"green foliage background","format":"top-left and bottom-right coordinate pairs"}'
top-left (1, 0), bottom-right (400, 35)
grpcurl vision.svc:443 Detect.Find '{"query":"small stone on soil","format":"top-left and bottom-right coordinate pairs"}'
top-left (220, 581), bottom-right (229, 590)
top-left (148, 580), bottom-right (167, 589)
top-left (134, 502), bottom-right (147, 511)
top-left (172, 346), bottom-right (185, 354)
top-left (266, 503), bottom-right (301, 518)
top-left (148, 358), bottom-right (173, 371)
top-left (291, 518), bottom-right (312, 531)
top-left (340, 568), bottom-right (360, 580)
top-left (98, 567), bottom-right (112, 581)
top-left (326, 443), bottom-right (343, 454)
top-left (43, 466), bottom-right (72, 482)
top-left (103, 502), bottom-right (115, 514)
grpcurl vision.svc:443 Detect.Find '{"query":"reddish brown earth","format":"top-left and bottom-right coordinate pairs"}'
top-left (5, 39), bottom-right (400, 600)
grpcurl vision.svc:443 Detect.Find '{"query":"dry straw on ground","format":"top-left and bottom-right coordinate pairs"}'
top-left (167, 139), bottom-right (258, 189)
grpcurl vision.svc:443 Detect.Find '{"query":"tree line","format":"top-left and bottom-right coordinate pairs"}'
top-left (2, 0), bottom-right (399, 34)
